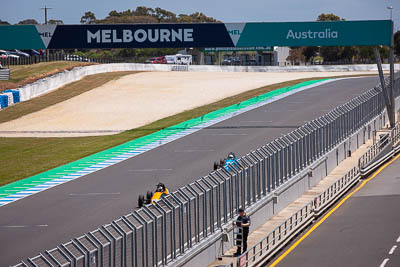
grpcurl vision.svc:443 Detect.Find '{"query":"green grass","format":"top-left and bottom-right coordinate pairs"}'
top-left (0, 74), bottom-right (376, 186)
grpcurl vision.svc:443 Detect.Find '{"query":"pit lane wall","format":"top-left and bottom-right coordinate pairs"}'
top-left (1, 63), bottom-right (399, 109)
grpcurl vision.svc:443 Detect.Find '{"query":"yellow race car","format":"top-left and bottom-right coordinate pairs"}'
top-left (138, 183), bottom-right (169, 208)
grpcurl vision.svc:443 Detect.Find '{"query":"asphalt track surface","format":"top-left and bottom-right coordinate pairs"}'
top-left (0, 76), bottom-right (381, 266)
top-left (271, 154), bottom-right (400, 267)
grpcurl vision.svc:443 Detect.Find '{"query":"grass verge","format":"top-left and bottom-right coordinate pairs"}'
top-left (0, 74), bottom-right (375, 186)
top-left (0, 61), bottom-right (95, 90)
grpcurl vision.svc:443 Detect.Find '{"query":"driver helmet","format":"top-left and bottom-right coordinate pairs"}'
top-left (228, 152), bottom-right (235, 160)
top-left (157, 183), bottom-right (164, 190)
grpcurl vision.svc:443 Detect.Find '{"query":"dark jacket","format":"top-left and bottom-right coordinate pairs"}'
top-left (236, 214), bottom-right (251, 233)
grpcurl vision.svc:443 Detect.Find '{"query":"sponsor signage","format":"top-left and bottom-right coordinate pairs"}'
top-left (202, 46), bottom-right (273, 52)
top-left (0, 20), bottom-right (392, 50)
top-left (235, 20), bottom-right (393, 47)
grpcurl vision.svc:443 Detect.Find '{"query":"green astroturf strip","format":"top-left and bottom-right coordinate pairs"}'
top-left (0, 79), bottom-right (327, 199)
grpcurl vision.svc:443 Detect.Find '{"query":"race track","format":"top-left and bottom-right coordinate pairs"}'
top-left (0, 76), bottom-right (380, 265)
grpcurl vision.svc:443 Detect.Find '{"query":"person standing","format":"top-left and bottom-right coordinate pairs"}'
top-left (233, 208), bottom-right (251, 256)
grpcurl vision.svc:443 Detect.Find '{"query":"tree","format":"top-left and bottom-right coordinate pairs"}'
top-left (154, 7), bottom-right (177, 22)
top-left (378, 46), bottom-right (389, 61)
top-left (340, 46), bottom-right (358, 62)
top-left (133, 6), bottom-right (155, 17)
top-left (0, 20), bottom-right (10, 25)
top-left (320, 46), bottom-right (342, 62)
top-left (394, 31), bottom-right (400, 57)
top-left (302, 46), bottom-right (318, 62)
top-left (17, 19), bottom-right (39, 25)
top-left (317, 13), bottom-right (344, 22)
top-left (48, 19), bottom-right (64, 25)
top-left (287, 48), bottom-right (305, 65)
top-left (80, 11), bottom-right (96, 24)
top-left (358, 46), bottom-right (375, 61)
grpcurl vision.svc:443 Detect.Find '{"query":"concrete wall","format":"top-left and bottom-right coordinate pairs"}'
top-left (14, 63), bottom-right (400, 103)
top-left (172, 111), bottom-right (387, 267)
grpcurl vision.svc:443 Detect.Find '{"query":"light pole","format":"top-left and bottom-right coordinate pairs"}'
top-left (388, 5), bottom-right (395, 128)
top-left (387, 6), bottom-right (393, 20)
top-left (40, 6), bottom-right (53, 24)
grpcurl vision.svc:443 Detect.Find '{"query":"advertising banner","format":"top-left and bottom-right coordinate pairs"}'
top-left (0, 20), bottom-right (392, 50)
top-left (202, 46), bottom-right (273, 52)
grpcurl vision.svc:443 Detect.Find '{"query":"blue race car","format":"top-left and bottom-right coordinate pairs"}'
top-left (213, 152), bottom-right (240, 172)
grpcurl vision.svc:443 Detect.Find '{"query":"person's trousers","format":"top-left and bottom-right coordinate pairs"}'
top-left (236, 230), bottom-right (249, 254)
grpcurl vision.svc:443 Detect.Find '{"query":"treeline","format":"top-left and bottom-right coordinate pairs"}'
top-left (80, 6), bottom-right (218, 24)
top-left (78, 6), bottom-right (219, 60)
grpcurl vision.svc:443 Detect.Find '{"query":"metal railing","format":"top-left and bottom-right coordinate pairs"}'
top-left (313, 166), bottom-right (359, 215)
top-left (237, 202), bottom-right (314, 266)
top-left (391, 122), bottom-right (400, 146)
top-left (14, 74), bottom-right (399, 267)
top-left (358, 134), bottom-right (391, 170)
top-left (239, 164), bottom-right (362, 267)
top-left (0, 54), bottom-right (126, 67)
top-left (0, 68), bottom-right (10, 80)
top-left (358, 120), bottom-right (400, 176)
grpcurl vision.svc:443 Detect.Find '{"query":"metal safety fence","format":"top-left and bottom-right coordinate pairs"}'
top-left (0, 54), bottom-right (125, 67)
top-left (239, 114), bottom-right (400, 267)
top-left (358, 133), bottom-right (391, 170)
top-left (0, 68), bottom-right (10, 80)
top-left (238, 164), bottom-right (361, 267)
top-left (358, 119), bottom-right (400, 176)
top-left (14, 74), bottom-right (399, 267)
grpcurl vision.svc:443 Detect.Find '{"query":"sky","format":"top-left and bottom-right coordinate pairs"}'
top-left (1, 0), bottom-right (399, 31)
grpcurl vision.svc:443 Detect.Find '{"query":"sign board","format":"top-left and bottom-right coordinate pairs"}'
top-left (202, 46), bottom-right (273, 52)
top-left (0, 20), bottom-right (392, 50)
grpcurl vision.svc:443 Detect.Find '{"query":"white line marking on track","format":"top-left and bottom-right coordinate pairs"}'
top-left (397, 235), bottom-right (400, 243)
top-left (207, 133), bottom-right (248, 136)
top-left (240, 120), bottom-right (273, 123)
top-left (129, 169), bottom-right (173, 172)
top-left (380, 258), bottom-right (390, 267)
top-left (2, 224), bottom-right (48, 228)
top-left (389, 245), bottom-right (397, 255)
top-left (174, 149), bottom-right (214, 152)
top-left (68, 192), bottom-right (121, 196)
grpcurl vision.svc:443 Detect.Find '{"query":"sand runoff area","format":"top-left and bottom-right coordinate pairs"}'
top-left (0, 71), bottom-right (376, 137)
